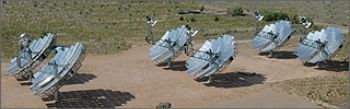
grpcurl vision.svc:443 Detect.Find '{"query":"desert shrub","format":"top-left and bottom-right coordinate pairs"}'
top-left (305, 17), bottom-right (314, 25)
top-left (190, 17), bottom-right (196, 22)
top-left (278, 13), bottom-right (290, 20)
top-left (214, 16), bottom-right (219, 22)
top-left (200, 6), bottom-right (205, 11)
top-left (262, 10), bottom-right (290, 22)
top-left (312, 24), bottom-right (324, 31)
top-left (227, 6), bottom-right (245, 16)
top-left (291, 14), bottom-right (299, 24)
top-left (179, 16), bottom-right (184, 21)
top-left (156, 102), bottom-right (171, 109)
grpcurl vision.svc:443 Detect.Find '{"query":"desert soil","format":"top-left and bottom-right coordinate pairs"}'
top-left (1, 40), bottom-right (343, 108)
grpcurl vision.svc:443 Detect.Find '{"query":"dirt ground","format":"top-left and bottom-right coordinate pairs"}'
top-left (1, 40), bottom-right (345, 108)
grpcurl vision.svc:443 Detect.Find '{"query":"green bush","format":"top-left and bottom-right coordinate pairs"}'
top-left (312, 24), bottom-right (323, 31)
top-left (156, 102), bottom-right (171, 109)
top-left (227, 6), bottom-right (245, 16)
top-left (214, 16), bottom-right (219, 22)
top-left (190, 17), bottom-right (196, 22)
top-left (291, 14), bottom-right (299, 24)
top-left (305, 17), bottom-right (314, 25)
top-left (200, 6), bottom-right (205, 11)
top-left (262, 11), bottom-right (290, 22)
top-left (179, 16), bottom-right (184, 21)
top-left (278, 13), bottom-right (290, 20)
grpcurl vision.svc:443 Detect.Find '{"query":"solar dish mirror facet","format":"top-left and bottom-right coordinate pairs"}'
top-left (7, 34), bottom-right (56, 77)
top-left (294, 27), bottom-right (344, 64)
top-left (186, 35), bottom-right (236, 79)
top-left (252, 20), bottom-right (295, 53)
top-left (149, 25), bottom-right (198, 65)
top-left (30, 42), bottom-right (86, 96)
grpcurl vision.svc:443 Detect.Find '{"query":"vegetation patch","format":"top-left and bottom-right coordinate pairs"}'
top-left (227, 6), bottom-right (245, 16)
top-left (261, 10), bottom-right (290, 22)
top-left (274, 73), bottom-right (349, 108)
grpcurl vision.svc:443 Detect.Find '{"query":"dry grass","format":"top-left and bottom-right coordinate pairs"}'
top-left (0, 0), bottom-right (258, 60)
top-left (1, 0), bottom-right (348, 61)
top-left (197, 0), bottom-right (349, 26)
top-left (274, 73), bottom-right (349, 108)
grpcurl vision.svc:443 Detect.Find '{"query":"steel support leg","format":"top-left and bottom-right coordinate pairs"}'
top-left (268, 51), bottom-right (273, 58)
top-left (28, 71), bottom-right (34, 81)
top-left (167, 59), bottom-right (172, 68)
top-left (206, 75), bottom-right (212, 84)
top-left (54, 87), bottom-right (60, 103)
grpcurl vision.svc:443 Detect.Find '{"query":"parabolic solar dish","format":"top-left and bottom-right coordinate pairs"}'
top-left (252, 20), bottom-right (295, 52)
top-left (30, 42), bottom-right (86, 96)
top-left (7, 34), bottom-right (56, 76)
top-left (149, 25), bottom-right (194, 64)
top-left (186, 35), bottom-right (236, 79)
top-left (294, 27), bottom-right (344, 64)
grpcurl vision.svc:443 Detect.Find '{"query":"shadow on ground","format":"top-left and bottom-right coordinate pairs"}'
top-left (19, 81), bottom-right (32, 85)
top-left (316, 60), bottom-right (349, 72)
top-left (204, 71), bottom-right (266, 88)
top-left (303, 62), bottom-right (317, 67)
top-left (44, 89), bottom-right (135, 108)
top-left (16, 76), bottom-right (32, 86)
top-left (269, 51), bottom-right (297, 59)
top-left (259, 51), bottom-right (297, 59)
top-left (163, 60), bottom-right (187, 71)
top-left (62, 73), bottom-right (97, 85)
